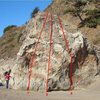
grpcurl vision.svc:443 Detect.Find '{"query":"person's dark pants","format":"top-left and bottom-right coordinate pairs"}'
top-left (6, 80), bottom-right (9, 89)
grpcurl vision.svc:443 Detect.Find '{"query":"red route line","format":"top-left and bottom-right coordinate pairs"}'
top-left (46, 14), bottom-right (53, 96)
top-left (58, 16), bottom-right (73, 95)
top-left (27, 13), bottom-right (48, 93)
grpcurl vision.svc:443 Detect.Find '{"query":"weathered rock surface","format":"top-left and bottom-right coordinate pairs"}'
top-left (0, 13), bottom-right (99, 91)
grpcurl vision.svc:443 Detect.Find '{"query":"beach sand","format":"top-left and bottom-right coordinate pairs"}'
top-left (0, 77), bottom-right (100, 100)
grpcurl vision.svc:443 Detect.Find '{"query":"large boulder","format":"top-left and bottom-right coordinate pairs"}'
top-left (0, 13), bottom-right (98, 91)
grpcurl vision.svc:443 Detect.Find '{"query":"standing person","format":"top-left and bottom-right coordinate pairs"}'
top-left (5, 72), bottom-right (11, 89)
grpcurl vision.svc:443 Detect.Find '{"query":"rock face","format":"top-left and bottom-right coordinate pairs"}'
top-left (0, 13), bottom-right (99, 91)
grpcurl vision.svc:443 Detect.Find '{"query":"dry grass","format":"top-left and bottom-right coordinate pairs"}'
top-left (45, 0), bottom-right (100, 46)
top-left (0, 26), bottom-right (26, 59)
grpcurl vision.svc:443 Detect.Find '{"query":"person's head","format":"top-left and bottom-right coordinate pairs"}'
top-left (4, 71), bottom-right (8, 76)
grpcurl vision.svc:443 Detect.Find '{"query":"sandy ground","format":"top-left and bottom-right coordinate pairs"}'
top-left (0, 76), bottom-right (100, 100)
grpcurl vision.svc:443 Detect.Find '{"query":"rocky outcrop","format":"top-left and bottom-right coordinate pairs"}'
top-left (0, 13), bottom-right (99, 91)
top-left (93, 45), bottom-right (100, 74)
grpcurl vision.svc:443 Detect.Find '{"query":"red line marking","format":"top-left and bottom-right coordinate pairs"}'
top-left (58, 16), bottom-right (73, 95)
top-left (27, 13), bottom-right (48, 93)
top-left (46, 14), bottom-right (53, 96)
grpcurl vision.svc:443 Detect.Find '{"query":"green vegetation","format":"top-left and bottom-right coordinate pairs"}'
top-left (73, 0), bottom-right (88, 22)
top-left (31, 7), bottom-right (40, 18)
top-left (86, 17), bottom-right (100, 28)
top-left (85, 9), bottom-right (100, 16)
top-left (80, 9), bottom-right (100, 28)
top-left (64, 0), bottom-right (87, 22)
top-left (74, 0), bottom-right (100, 28)
top-left (64, 0), bottom-right (100, 28)
top-left (3, 25), bottom-right (17, 33)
